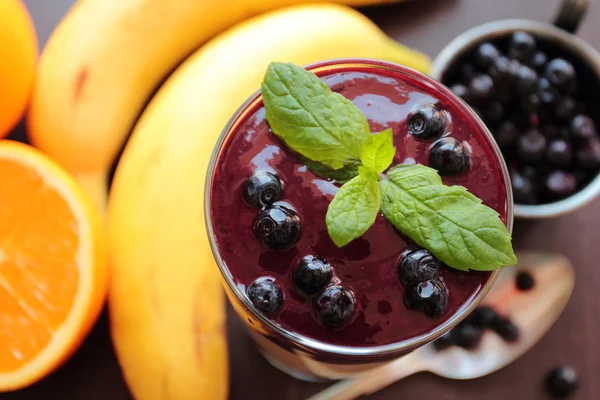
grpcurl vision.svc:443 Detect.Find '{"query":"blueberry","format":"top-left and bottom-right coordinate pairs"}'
top-left (245, 171), bottom-right (283, 209)
top-left (453, 322), bottom-right (483, 349)
top-left (537, 77), bottom-right (559, 105)
top-left (532, 51), bottom-right (548, 70)
top-left (514, 64), bottom-right (538, 94)
top-left (518, 129), bottom-right (547, 163)
top-left (544, 58), bottom-right (576, 92)
top-left (516, 271), bottom-right (535, 291)
top-left (433, 331), bottom-right (455, 351)
top-left (511, 171), bottom-right (536, 204)
top-left (546, 139), bottom-right (573, 167)
top-left (489, 56), bottom-right (511, 81)
top-left (408, 104), bottom-right (448, 141)
top-left (254, 205), bottom-right (301, 250)
top-left (313, 285), bottom-right (355, 328)
top-left (475, 42), bottom-right (501, 68)
top-left (546, 171), bottom-right (577, 199)
top-left (460, 64), bottom-right (476, 81)
top-left (404, 279), bottom-right (448, 318)
top-left (429, 137), bottom-right (471, 176)
top-left (509, 31), bottom-right (536, 62)
top-left (468, 74), bottom-right (494, 104)
top-left (541, 124), bottom-right (560, 139)
top-left (545, 366), bottom-right (579, 399)
top-left (492, 316), bottom-right (519, 342)
top-left (468, 306), bottom-right (498, 328)
top-left (484, 101), bottom-right (504, 123)
top-left (555, 96), bottom-right (576, 120)
top-left (570, 114), bottom-right (597, 141)
top-left (293, 256), bottom-right (333, 296)
top-left (495, 121), bottom-right (519, 148)
top-left (247, 277), bottom-right (284, 315)
top-left (398, 248), bottom-right (439, 285)
top-left (450, 83), bottom-right (470, 102)
top-left (576, 138), bottom-right (600, 168)
top-left (521, 92), bottom-right (540, 113)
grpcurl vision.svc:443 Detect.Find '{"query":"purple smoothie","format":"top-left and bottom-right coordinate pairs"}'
top-left (209, 64), bottom-right (509, 347)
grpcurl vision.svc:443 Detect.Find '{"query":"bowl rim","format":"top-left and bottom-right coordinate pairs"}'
top-left (204, 58), bottom-right (513, 359)
top-left (431, 18), bottom-right (600, 219)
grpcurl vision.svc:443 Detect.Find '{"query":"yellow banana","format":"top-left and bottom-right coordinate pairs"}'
top-left (28, 0), bottom-right (411, 210)
top-left (108, 4), bottom-right (430, 399)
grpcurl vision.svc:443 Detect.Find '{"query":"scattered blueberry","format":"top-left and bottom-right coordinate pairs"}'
top-left (453, 322), bottom-right (483, 349)
top-left (460, 64), bottom-right (476, 81)
top-left (492, 316), bottom-right (520, 342)
top-left (313, 285), bottom-right (355, 328)
top-left (509, 31), bottom-right (536, 62)
top-left (429, 137), bottom-right (471, 175)
top-left (545, 366), bottom-right (579, 399)
top-left (516, 271), bottom-right (535, 291)
top-left (254, 205), bottom-right (301, 250)
top-left (408, 104), bottom-right (448, 140)
top-left (433, 331), bottom-right (455, 351)
top-left (293, 256), bottom-right (333, 296)
top-left (404, 279), bottom-right (448, 317)
top-left (546, 139), bottom-right (573, 167)
top-left (518, 129), bottom-right (547, 162)
top-left (570, 114), bottom-right (597, 141)
top-left (468, 306), bottom-right (498, 328)
top-left (247, 277), bottom-right (284, 315)
top-left (475, 42), bottom-right (501, 68)
top-left (546, 171), bottom-right (577, 198)
top-left (544, 58), bottom-right (576, 91)
top-left (468, 74), bottom-right (494, 103)
top-left (398, 248), bottom-right (439, 285)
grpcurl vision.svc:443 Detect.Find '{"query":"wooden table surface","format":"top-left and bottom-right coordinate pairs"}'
top-left (5, 0), bottom-right (600, 399)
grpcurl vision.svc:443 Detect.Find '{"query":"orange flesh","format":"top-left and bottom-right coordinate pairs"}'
top-left (0, 160), bottom-right (79, 372)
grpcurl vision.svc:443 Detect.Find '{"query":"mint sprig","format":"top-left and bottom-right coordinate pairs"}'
top-left (380, 165), bottom-right (517, 271)
top-left (261, 62), bottom-right (370, 170)
top-left (326, 175), bottom-right (381, 247)
top-left (262, 62), bottom-right (516, 272)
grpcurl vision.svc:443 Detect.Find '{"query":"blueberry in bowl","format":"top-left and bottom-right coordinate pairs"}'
top-left (433, 20), bottom-right (600, 218)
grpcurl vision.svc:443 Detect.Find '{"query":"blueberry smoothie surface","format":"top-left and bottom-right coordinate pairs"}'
top-left (209, 63), bottom-right (510, 348)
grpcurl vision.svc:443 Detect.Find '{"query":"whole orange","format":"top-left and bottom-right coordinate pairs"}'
top-left (0, 0), bottom-right (37, 137)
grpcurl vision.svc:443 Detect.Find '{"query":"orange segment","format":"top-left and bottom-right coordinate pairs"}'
top-left (0, 141), bottom-right (106, 391)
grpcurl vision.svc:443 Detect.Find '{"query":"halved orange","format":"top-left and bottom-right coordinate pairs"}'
top-left (0, 141), bottom-right (106, 391)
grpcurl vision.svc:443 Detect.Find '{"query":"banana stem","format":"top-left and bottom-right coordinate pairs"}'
top-left (74, 171), bottom-right (108, 214)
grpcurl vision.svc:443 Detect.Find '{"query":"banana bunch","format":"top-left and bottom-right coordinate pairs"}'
top-left (29, 1), bottom-right (431, 399)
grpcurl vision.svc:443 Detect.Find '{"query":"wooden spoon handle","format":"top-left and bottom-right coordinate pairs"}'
top-left (307, 351), bottom-right (427, 400)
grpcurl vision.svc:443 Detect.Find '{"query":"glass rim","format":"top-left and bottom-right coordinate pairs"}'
top-left (204, 58), bottom-right (514, 358)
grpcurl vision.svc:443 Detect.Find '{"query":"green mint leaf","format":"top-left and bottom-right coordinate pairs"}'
top-left (360, 128), bottom-right (395, 174)
top-left (302, 159), bottom-right (359, 184)
top-left (379, 164), bottom-right (517, 271)
top-left (326, 175), bottom-right (381, 247)
top-left (262, 62), bottom-right (370, 170)
top-left (358, 165), bottom-right (379, 181)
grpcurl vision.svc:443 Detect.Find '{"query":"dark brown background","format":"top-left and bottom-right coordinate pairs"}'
top-left (4, 0), bottom-right (600, 399)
